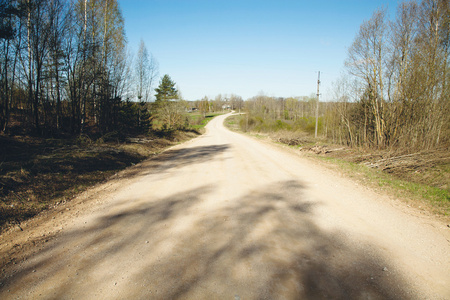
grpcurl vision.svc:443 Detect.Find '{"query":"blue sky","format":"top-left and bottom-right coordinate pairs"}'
top-left (119, 0), bottom-right (401, 101)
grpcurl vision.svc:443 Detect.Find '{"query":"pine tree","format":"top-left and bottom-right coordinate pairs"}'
top-left (154, 74), bottom-right (177, 103)
top-left (152, 74), bottom-right (186, 131)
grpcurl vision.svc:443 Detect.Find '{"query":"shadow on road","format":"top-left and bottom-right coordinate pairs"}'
top-left (121, 144), bottom-right (230, 179)
top-left (0, 179), bottom-right (415, 299)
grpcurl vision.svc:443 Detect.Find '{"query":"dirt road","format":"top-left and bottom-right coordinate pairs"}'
top-left (1, 113), bottom-right (449, 299)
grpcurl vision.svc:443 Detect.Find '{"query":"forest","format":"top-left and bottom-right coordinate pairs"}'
top-left (241, 0), bottom-right (449, 152)
top-left (0, 0), bottom-right (170, 136)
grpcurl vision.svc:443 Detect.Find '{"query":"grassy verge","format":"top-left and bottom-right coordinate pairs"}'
top-left (312, 155), bottom-right (449, 217)
top-left (188, 112), bottom-right (224, 131)
top-left (224, 114), bottom-right (241, 131)
top-left (225, 114), bottom-right (450, 218)
top-left (0, 130), bottom-right (199, 232)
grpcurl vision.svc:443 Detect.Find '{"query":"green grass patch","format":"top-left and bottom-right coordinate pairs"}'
top-left (188, 112), bottom-right (223, 130)
top-left (224, 114), bottom-right (242, 131)
top-left (313, 155), bottom-right (449, 216)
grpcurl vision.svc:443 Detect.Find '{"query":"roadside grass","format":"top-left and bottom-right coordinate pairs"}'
top-left (224, 114), bottom-right (246, 132)
top-left (188, 112), bottom-right (224, 131)
top-left (312, 155), bottom-right (449, 217)
top-left (0, 130), bottom-right (198, 232)
top-left (224, 114), bottom-right (450, 218)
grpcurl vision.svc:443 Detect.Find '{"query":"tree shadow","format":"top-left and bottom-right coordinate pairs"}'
top-left (0, 136), bottom-right (229, 230)
top-left (0, 180), bottom-right (417, 299)
top-left (0, 141), bottom-right (145, 229)
top-left (121, 144), bottom-right (230, 178)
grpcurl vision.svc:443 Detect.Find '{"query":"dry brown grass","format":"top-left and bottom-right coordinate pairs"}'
top-left (0, 131), bottom-right (199, 232)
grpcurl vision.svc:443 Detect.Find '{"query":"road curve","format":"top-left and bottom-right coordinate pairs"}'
top-left (1, 113), bottom-right (449, 299)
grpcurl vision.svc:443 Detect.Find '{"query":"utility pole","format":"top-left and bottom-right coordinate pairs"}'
top-left (315, 71), bottom-right (321, 138)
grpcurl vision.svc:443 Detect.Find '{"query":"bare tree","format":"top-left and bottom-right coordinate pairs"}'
top-left (135, 39), bottom-right (158, 103)
top-left (0, 0), bottom-right (23, 132)
top-left (346, 8), bottom-right (389, 147)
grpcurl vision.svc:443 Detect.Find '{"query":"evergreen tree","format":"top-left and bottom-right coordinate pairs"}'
top-left (154, 74), bottom-right (178, 103)
top-left (152, 74), bottom-right (186, 131)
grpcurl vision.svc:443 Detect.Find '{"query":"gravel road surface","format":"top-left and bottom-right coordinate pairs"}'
top-left (1, 113), bottom-right (449, 299)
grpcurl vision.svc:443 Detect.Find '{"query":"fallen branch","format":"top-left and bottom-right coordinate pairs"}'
top-left (364, 152), bottom-right (422, 168)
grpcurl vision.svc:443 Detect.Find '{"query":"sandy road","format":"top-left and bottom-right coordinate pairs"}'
top-left (1, 113), bottom-right (449, 299)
